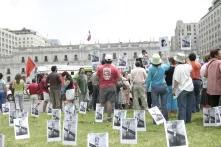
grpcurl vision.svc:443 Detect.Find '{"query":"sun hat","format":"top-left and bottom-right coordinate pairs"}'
top-left (174, 53), bottom-right (186, 63)
top-left (151, 54), bottom-right (162, 65)
top-left (105, 54), bottom-right (113, 61)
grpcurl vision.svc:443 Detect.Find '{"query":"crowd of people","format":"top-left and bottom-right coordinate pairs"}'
top-left (0, 48), bottom-right (220, 124)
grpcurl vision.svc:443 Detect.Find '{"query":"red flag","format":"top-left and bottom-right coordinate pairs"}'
top-left (25, 57), bottom-right (36, 77)
top-left (87, 30), bottom-right (91, 41)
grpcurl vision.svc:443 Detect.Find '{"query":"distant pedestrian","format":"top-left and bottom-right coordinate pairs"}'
top-left (75, 68), bottom-right (88, 103)
top-left (0, 73), bottom-right (7, 111)
top-left (12, 74), bottom-right (25, 112)
top-left (38, 73), bottom-right (50, 112)
top-left (46, 66), bottom-right (62, 109)
top-left (26, 79), bottom-right (39, 105)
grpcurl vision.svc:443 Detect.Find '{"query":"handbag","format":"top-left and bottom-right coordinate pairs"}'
top-left (65, 89), bottom-right (75, 100)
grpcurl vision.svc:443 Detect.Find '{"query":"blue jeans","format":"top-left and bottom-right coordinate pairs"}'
top-left (192, 80), bottom-right (202, 112)
top-left (0, 92), bottom-right (6, 111)
top-left (177, 90), bottom-right (194, 123)
top-left (151, 84), bottom-right (168, 120)
top-left (166, 86), bottom-right (178, 111)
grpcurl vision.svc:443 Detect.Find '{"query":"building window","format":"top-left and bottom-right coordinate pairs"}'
top-left (64, 55), bottom-right (68, 61)
top-left (74, 55), bottom-right (78, 61)
top-left (44, 56), bottom-right (48, 62)
top-left (34, 56), bottom-right (38, 62)
top-left (113, 53), bottom-right (117, 59)
top-left (21, 57), bottom-right (25, 63)
top-left (133, 52), bottom-right (137, 58)
top-left (54, 55), bottom-right (58, 62)
top-left (88, 54), bottom-right (91, 61)
top-left (6, 68), bottom-right (10, 74)
top-left (21, 68), bottom-right (25, 74)
top-left (7, 76), bottom-right (10, 83)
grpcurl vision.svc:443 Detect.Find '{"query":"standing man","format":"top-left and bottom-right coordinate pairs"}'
top-left (46, 66), bottom-right (62, 109)
top-left (0, 73), bottom-right (7, 112)
top-left (97, 54), bottom-right (120, 121)
top-left (26, 79), bottom-right (39, 105)
top-left (173, 53), bottom-right (194, 123)
top-left (188, 53), bottom-right (201, 112)
top-left (131, 61), bottom-right (148, 110)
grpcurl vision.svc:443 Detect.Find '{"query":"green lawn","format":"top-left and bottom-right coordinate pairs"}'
top-left (0, 110), bottom-right (221, 147)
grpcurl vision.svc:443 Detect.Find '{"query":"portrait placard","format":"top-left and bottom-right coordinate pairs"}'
top-left (164, 120), bottom-right (188, 147)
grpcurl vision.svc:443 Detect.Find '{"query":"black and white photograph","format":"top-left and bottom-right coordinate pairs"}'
top-left (47, 120), bottom-right (61, 142)
top-left (87, 133), bottom-right (109, 147)
top-left (181, 35), bottom-right (191, 50)
top-left (9, 110), bottom-right (16, 127)
top-left (117, 53), bottom-right (128, 68)
top-left (120, 118), bottom-right (137, 144)
top-left (14, 117), bottom-right (30, 140)
top-left (31, 103), bottom-right (40, 117)
top-left (63, 119), bottom-right (78, 145)
top-left (17, 112), bottom-right (28, 119)
top-left (52, 109), bottom-right (61, 121)
top-left (0, 134), bottom-right (5, 147)
top-left (64, 104), bottom-right (77, 121)
top-left (113, 110), bottom-right (127, 130)
top-left (214, 107), bottom-right (221, 126)
top-left (95, 106), bottom-right (104, 123)
top-left (148, 106), bottom-right (166, 125)
top-left (164, 120), bottom-right (188, 147)
top-left (91, 50), bottom-right (100, 63)
top-left (47, 103), bottom-right (52, 115)
top-left (79, 102), bottom-right (87, 114)
top-left (2, 102), bottom-right (10, 115)
top-left (134, 110), bottom-right (146, 131)
top-left (203, 107), bottom-right (216, 127)
top-left (159, 37), bottom-right (169, 51)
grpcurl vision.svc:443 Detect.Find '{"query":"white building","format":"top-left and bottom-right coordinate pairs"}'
top-left (48, 39), bottom-right (61, 46)
top-left (8, 28), bottom-right (50, 48)
top-left (174, 20), bottom-right (198, 52)
top-left (0, 28), bottom-right (18, 56)
top-left (0, 41), bottom-right (160, 83)
top-left (198, 0), bottom-right (221, 56)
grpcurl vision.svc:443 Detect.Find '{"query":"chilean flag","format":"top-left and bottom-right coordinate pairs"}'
top-left (25, 57), bottom-right (36, 77)
top-left (87, 30), bottom-right (91, 41)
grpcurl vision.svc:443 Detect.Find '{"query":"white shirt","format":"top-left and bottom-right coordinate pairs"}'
top-left (173, 64), bottom-right (194, 96)
top-left (200, 63), bottom-right (208, 89)
top-left (131, 67), bottom-right (147, 84)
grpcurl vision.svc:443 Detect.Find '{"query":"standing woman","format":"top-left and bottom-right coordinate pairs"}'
top-left (205, 49), bottom-right (221, 107)
top-left (0, 73), bottom-right (7, 111)
top-left (146, 54), bottom-right (169, 120)
top-left (12, 74), bottom-right (25, 112)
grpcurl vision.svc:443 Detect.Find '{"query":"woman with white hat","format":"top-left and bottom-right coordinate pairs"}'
top-left (146, 53), bottom-right (170, 120)
top-left (172, 53), bottom-right (194, 123)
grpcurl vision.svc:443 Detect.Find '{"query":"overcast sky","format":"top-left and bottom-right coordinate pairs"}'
top-left (0, 0), bottom-right (212, 45)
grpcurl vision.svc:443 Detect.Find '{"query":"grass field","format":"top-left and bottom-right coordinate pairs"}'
top-left (0, 110), bottom-right (221, 147)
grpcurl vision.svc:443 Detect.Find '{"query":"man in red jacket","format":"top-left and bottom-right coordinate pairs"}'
top-left (97, 54), bottom-right (121, 121)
